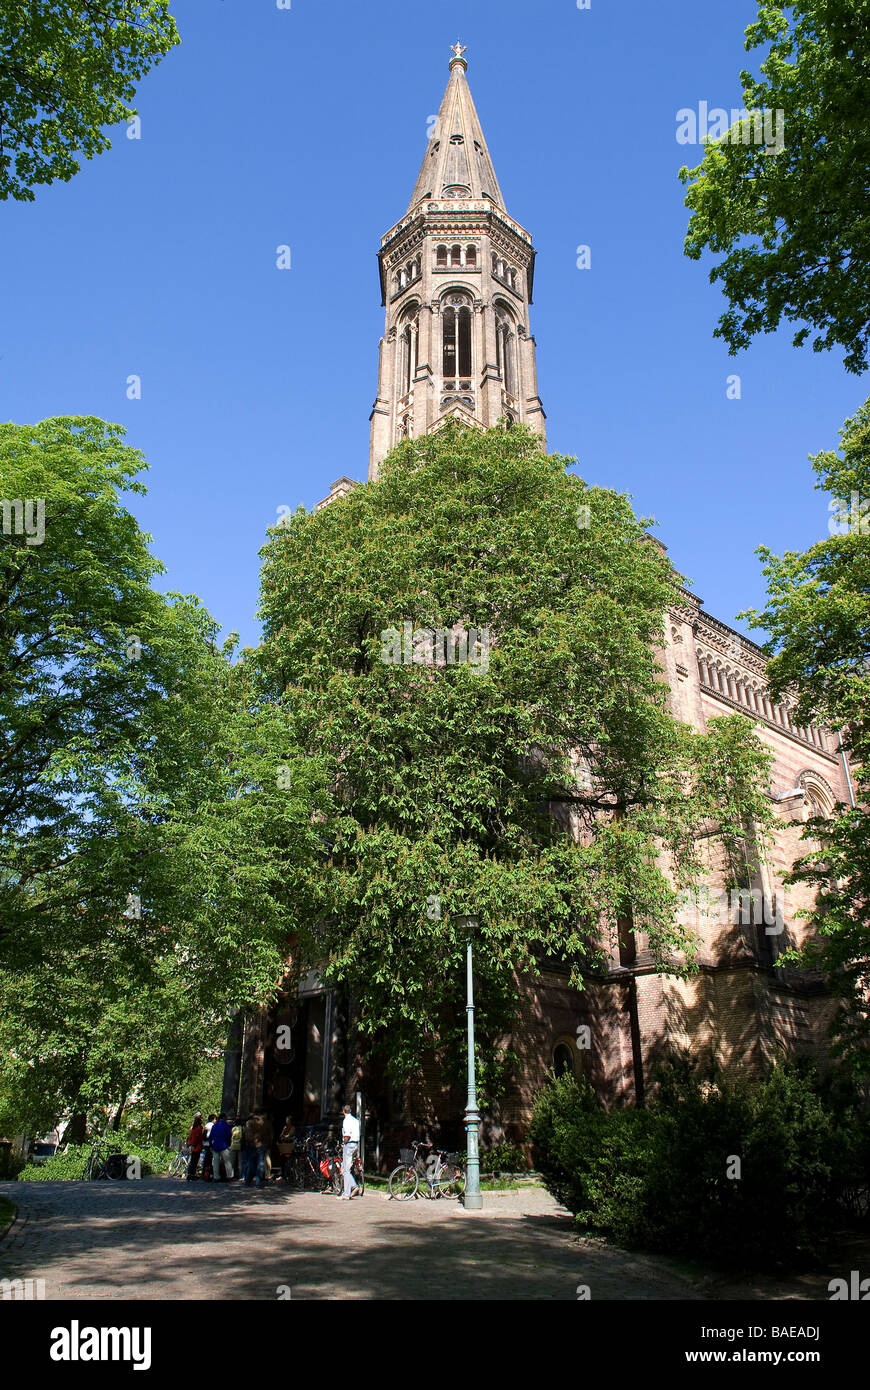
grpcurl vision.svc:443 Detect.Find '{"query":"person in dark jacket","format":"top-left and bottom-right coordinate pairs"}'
top-left (243, 1111), bottom-right (273, 1189)
top-left (210, 1113), bottom-right (233, 1181)
top-left (186, 1113), bottom-right (204, 1181)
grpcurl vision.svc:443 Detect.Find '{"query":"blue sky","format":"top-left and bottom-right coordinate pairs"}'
top-left (1, 0), bottom-right (865, 650)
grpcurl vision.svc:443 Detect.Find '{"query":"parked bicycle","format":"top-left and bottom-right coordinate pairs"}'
top-left (166, 1143), bottom-right (190, 1178)
top-left (329, 1143), bottom-right (365, 1197)
top-left (388, 1140), bottom-right (465, 1200)
top-left (286, 1132), bottom-right (333, 1192)
top-left (81, 1138), bottom-right (127, 1181)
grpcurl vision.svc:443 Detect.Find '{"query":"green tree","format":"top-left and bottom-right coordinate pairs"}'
top-left (0, 416), bottom-right (328, 1136)
top-left (0, 0), bottom-right (179, 202)
top-left (256, 423), bottom-right (775, 1081)
top-left (680, 0), bottom-right (870, 373)
top-left (743, 399), bottom-right (870, 1073)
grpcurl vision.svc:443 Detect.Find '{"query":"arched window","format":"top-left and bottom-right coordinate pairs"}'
top-left (466, 244), bottom-right (477, 267)
top-left (436, 244), bottom-right (448, 268)
top-left (442, 299), bottom-right (472, 379)
top-left (799, 772), bottom-right (836, 822)
top-left (552, 1043), bottom-right (574, 1078)
top-left (495, 306), bottom-right (517, 396)
top-left (398, 305), bottom-right (419, 397)
top-left (450, 244), bottom-right (462, 267)
top-left (491, 253), bottom-right (498, 274)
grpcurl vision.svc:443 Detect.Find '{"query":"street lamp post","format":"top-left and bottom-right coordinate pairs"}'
top-left (457, 916), bottom-right (482, 1209)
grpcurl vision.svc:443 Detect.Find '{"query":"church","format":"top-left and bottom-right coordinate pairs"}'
top-left (223, 46), bottom-right (854, 1165)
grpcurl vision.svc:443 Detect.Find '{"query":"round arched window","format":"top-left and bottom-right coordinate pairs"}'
top-left (553, 1043), bottom-right (574, 1078)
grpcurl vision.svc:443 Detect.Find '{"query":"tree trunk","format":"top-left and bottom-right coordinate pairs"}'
top-left (65, 1111), bottom-right (87, 1144)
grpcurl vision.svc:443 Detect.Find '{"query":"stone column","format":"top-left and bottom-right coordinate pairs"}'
top-left (412, 303), bottom-right (435, 438)
top-left (479, 299), bottom-right (502, 426)
top-left (369, 329), bottom-right (397, 480)
top-left (520, 331), bottom-right (546, 442)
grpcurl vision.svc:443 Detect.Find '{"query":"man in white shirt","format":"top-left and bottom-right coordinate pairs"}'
top-left (339, 1104), bottom-right (361, 1200)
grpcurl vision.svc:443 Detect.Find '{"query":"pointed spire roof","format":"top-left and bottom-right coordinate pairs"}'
top-left (407, 44), bottom-right (505, 212)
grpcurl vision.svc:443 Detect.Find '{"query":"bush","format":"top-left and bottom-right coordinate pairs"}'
top-left (0, 1144), bottom-right (24, 1180)
top-left (17, 1136), bottom-right (170, 1182)
top-left (531, 1060), bottom-right (870, 1270)
top-left (530, 1072), bottom-right (655, 1244)
top-left (480, 1142), bottom-right (530, 1174)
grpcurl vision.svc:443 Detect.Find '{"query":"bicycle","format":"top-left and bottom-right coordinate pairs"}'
top-left (329, 1143), bottom-right (365, 1197)
top-left (287, 1133), bottom-right (332, 1192)
top-left (166, 1144), bottom-right (190, 1178)
top-left (81, 1139), bottom-right (127, 1181)
top-left (388, 1141), bottom-right (465, 1200)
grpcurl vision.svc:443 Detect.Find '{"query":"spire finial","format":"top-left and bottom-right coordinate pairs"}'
top-left (449, 40), bottom-right (467, 69)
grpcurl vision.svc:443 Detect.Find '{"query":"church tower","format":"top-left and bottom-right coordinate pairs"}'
top-left (368, 44), bottom-right (546, 480)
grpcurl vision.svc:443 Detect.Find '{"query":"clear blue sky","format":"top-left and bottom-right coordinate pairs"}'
top-left (2, 0), bottom-right (865, 649)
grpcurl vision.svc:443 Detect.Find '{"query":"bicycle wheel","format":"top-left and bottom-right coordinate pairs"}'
top-left (388, 1164), bottom-right (418, 1200)
top-left (439, 1166), bottom-right (466, 1198)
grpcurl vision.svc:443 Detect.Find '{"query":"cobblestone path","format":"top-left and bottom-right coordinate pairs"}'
top-left (0, 1178), bottom-right (705, 1301)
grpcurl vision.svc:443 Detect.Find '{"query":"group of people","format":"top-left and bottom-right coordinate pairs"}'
top-left (185, 1104), bottom-right (362, 1199)
top-left (185, 1111), bottom-right (275, 1189)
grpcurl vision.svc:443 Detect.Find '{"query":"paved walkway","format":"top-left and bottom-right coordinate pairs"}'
top-left (0, 1178), bottom-right (702, 1301)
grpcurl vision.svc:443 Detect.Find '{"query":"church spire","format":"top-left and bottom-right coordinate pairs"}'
top-left (368, 44), bottom-right (546, 479)
top-left (407, 44), bottom-right (505, 213)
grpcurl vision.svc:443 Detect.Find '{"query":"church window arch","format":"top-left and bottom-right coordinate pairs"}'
top-left (495, 301), bottom-right (518, 396)
top-left (466, 244), bottom-right (477, 267)
top-left (441, 291), bottom-right (473, 380)
top-left (436, 244), bottom-right (448, 268)
top-left (450, 243), bottom-right (463, 267)
top-left (397, 301), bottom-right (420, 398)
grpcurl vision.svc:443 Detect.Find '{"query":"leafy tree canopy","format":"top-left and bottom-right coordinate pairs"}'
top-left (0, 416), bottom-right (328, 1135)
top-left (256, 423), bottom-right (775, 1079)
top-left (680, 0), bottom-right (870, 373)
top-left (0, 0), bottom-right (179, 201)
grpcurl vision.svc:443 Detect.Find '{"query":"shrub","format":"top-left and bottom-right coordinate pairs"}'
top-left (531, 1060), bottom-right (870, 1271)
top-left (480, 1142), bottom-right (530, 1174)
top-left (642, 1059), bottom-right (869, 1267)
top-left (530, 1071), bottom-right (655, 1244)
top-left (17, 1136), bottom-right (169, 1181)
